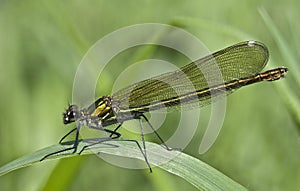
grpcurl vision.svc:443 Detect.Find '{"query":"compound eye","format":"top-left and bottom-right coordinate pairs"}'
top-left (68, 110), bottom-right (76, 118)
top-left (63, 105), bottom-right (79, 124)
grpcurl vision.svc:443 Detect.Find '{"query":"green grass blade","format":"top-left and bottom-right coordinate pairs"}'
top-left (259, 7), bottom-right (300, 84)
top-left (0, 140), bottom-right (248, 191)
top-left (259, 7), bottom-right (300, 131)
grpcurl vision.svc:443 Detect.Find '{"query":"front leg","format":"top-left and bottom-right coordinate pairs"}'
top-left (40, 123), bottom-right (82, 161)
top-left (59, 127), bottom-right (77, 144)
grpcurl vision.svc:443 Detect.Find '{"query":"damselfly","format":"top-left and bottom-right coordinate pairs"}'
top-left (41, 41), bottom-right (288, 172)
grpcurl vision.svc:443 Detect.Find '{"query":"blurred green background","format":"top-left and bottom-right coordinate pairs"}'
top-left (0, 0), bottom-right (299, 190)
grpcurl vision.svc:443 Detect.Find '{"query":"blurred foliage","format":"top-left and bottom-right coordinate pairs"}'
top-left (0, 0), bottom-right (299, 191)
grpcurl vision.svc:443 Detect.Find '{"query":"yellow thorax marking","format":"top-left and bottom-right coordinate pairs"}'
top-left (91, 100), bottom-right (111, 117)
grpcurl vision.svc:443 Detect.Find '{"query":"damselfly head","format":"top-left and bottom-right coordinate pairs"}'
top-left (63, 105), bottom-right (80, 124)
